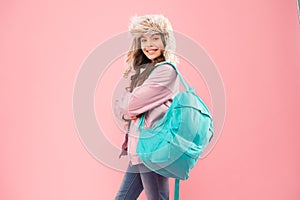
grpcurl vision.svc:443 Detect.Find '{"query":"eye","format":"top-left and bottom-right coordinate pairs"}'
top-left (153, 37), bottom-right (160, 40)
top-left (141, 38), bottom-right (147, 43)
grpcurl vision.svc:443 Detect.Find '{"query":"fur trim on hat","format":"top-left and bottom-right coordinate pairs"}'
top-left (124, 14), bottom-right (177, 77)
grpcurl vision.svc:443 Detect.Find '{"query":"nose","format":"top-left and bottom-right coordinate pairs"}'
top-left (145, 40), bottom-right (153, 47)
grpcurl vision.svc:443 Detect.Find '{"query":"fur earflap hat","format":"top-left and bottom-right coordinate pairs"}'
top-left (124, 14), bottom-right (177, 77)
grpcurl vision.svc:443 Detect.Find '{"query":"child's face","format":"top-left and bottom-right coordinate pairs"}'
top-left (140, 34), bottom-right (164, 61)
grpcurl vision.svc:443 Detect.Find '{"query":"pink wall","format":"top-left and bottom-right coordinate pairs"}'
top-left (1, 0), bottom-right (299, 199)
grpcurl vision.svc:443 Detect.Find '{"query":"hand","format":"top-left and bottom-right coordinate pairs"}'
top-left (122, 114), bottom-right (137, 121)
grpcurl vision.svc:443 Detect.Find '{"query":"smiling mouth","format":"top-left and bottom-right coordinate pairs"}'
top-left (145, 48), bottom-right (158, 55)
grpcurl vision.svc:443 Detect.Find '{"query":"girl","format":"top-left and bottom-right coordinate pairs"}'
top-left (115, 14), bottom-right (179, 200)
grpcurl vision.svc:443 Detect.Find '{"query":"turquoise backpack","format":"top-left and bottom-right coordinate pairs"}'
top-left (136, 62), bottom-right (213, 200)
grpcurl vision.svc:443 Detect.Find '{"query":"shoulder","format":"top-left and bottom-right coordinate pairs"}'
top-left (151, 62), bottom-right (176, 77)
top-left (144, 62), bottom-right (177, 86)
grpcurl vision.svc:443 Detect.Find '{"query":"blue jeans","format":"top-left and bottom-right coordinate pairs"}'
top-left (115, 164), bottom-right (169, 200)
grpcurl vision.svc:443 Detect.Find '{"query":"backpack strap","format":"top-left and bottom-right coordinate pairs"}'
top-left (174, 178), bottom-right (180, 200)
top-left (155, 61), bottom-right (191, 91)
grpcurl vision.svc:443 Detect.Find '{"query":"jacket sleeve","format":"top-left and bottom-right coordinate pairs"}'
top-left (127, 64), bottom-right (177, 116)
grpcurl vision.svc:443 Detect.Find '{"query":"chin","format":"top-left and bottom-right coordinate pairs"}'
top-left (147, 54), bottom-right (162, 61)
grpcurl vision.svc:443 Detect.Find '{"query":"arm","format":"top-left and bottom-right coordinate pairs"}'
top-left (127, 64), bottom-right (177, 117)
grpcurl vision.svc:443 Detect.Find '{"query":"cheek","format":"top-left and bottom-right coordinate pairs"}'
top-left (159, 41), bottom-right (165, 49)
top-left (157, 49), bottom-right (163, 56)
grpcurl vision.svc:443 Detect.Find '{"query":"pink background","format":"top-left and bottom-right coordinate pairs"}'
top-left (1, 0), bottom-right (300, 199)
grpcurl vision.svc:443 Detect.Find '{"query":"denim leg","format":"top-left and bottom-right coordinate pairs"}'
top-left (139, 164), bottom-right (169, 200)
top-left (115, 165), bottom-right (144, 200)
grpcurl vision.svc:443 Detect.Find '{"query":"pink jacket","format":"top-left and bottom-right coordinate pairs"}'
top-left (116, 63), bottom-right (179, 165)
